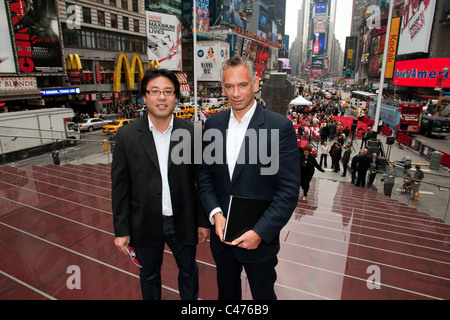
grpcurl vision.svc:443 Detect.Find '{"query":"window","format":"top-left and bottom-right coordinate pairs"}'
top-left (133, 18), bottom-right (139, 32)
top-left (122, 16), bottom-right (129, 30)
top-left (110, 13), bottom-right (118, 28)
top-left (122, 0), bottom-right (128, 10)
top-left (132, 0), bottom-right (138, 12)
top-left (81, 30), bottom-right (95, 49)
top-left (110, 0), bottom-right (116, 7)
top-left (82, 7), bottom-right (91, 24)
top-left (97, 33), bottom-right (108, 50)
top-left (98, 10), bottom-right (105, 26)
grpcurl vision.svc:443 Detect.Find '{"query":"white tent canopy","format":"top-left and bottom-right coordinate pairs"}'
top-left (289, 96), bottom-right (312, 106)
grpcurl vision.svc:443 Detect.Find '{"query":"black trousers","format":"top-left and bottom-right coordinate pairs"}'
top-left (211, 242), bottom-right (278, 300)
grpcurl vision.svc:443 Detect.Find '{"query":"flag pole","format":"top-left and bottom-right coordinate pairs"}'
top-left (193, 0), bottom-right (198, 122)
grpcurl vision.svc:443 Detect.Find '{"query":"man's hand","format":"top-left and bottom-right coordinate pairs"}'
top-left (114, 235), bottom-right (130, 256)
top-left (213, 212), bottom-right (227, 242)
top-left (231, 230), bottom-right (262, 250)
top-left (198, 227), bottom-right (210, 244)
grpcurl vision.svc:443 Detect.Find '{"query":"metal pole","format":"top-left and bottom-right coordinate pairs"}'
top-left (373, 0), bottom-right (394, 132)
top-left (193, 0), bottom-right (198, 122)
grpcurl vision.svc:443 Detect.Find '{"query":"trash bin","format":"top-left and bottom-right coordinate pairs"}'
top-left (429, 151), bottom-right (443, 170)
top-left (103, 139), bottom-right (110, 152)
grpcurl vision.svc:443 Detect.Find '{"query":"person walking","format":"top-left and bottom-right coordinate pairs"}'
top-left (299, 145), bottom-right (325, 200)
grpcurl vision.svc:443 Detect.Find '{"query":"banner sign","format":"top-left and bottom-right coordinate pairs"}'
top-left (196, 41), bottom-right (229, 81)
top-left (146, 11), bottom-right (182, 71)
top-left (397, 0), bottom-right (437, 55)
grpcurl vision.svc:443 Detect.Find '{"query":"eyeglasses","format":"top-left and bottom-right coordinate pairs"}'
top-left (145, 89), bottom-right (175, 96)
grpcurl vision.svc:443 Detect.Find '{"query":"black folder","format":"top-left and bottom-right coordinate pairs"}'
top-left (223, 195), bottom-right (271, 242)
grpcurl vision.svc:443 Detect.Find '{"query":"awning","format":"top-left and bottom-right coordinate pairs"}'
top-left (0, 90), bottom-right (43, 101)
top-left (175, 72), bottom-right (190, 93)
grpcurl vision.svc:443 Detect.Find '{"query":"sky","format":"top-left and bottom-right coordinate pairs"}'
top-left (285, 0), bottom-right (354, 48)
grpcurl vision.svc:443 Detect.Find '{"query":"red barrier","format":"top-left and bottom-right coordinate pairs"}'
top-left (381, 125), bottom-right (392, 136)
top-left (438, 150), bottom-right (450, 168)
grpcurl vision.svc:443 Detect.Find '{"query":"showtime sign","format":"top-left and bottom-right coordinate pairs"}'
top-left (393, 58), bottom-right (450, 88)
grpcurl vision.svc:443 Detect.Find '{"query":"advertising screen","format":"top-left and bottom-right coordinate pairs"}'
top-left (312, 33), bottom-right (326, 57)
top-left (393, 58), bottom-right (450, 88)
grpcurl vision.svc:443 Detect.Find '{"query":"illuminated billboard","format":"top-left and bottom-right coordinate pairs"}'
top-left (223, 0), bottom-right (247, 29)
top-left (312, 33), bottom-right (326, 57)
top-left (393, 58), bottom-right (450, 88)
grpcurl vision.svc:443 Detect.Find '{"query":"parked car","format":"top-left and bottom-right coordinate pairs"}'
top-left (102, 119), bottom-right (132, 134)
top-left (78, 118), bottom-right (112, 132)
top-left (420, 114), bottom-right (450, 137)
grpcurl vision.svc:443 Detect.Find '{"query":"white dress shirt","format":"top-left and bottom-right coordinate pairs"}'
top-left (148, 115), bottom-right (174, 216)
top-left (209, 100), bottom-right (257, 224)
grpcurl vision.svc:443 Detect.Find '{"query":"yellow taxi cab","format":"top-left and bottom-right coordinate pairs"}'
top-left (177, 105), bottom-right (195, 114)
top-left (102, 119), bottom-right (132, 134)
top-left (173, 110), bottom-right (191, 119)
top-left (202, 106), bottom-right (219, 115)
top-left (341, 100), bottom-right (349, 108)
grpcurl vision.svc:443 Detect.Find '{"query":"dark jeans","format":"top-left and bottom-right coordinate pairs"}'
top-left (135, 216), bottom-right (198, 300)
top-left (319, 154), bottom-right (327, 167)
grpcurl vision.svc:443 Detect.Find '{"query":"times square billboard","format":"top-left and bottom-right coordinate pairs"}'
top-left (0, 0), bottom-right (65, 75)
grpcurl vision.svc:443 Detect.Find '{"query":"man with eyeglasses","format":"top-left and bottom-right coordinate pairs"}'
top-left (112, 68), bottom-right (210, 300)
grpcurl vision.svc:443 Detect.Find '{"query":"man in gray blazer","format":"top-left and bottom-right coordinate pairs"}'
top-left (112, 68), bottom-right (210, 300)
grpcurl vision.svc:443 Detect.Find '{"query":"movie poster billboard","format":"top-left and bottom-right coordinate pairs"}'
top-left (146, 11), bottom-right (182, 71)
top-left (0, 1), bottom-right (16, 74)
top-left (3, 0), bottom-right (65, 75)
top-left (397, 0), bottom-right (436, 55)
top-left (254, 43), bottom-right (270, 78)
top-left (196, 0), bottom-right (209, 37)
top-left (196, 41), bottom-right (229, 81)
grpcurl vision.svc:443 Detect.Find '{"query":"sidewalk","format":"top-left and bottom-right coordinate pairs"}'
top-left (316, 136), bottom-right (450, 223)
top-left (68, 133), bottom-right (450, 223)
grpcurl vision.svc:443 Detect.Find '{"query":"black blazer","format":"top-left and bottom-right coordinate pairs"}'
top-left (111, 116), bottom-right (209, 247)
top-left (197, 104), bottom-right (300, 263)
top-left (299, 154), bottom-right (324, 179)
